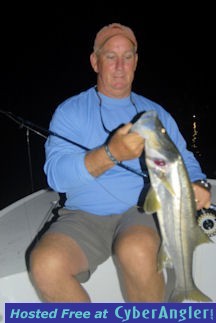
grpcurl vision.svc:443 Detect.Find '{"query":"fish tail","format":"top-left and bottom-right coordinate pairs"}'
top-left (169, 288), bottom-right (212, 303)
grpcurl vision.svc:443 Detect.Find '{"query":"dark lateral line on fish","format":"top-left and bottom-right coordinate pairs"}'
top-left (1, 109), bottom-right (149, 180)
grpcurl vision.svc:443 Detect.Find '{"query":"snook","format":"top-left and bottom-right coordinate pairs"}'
top-left (131, 110), bottom-right (212, 302)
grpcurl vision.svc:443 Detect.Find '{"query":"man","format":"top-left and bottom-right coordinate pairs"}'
top-left (29, 23), bottom-right (211, 302)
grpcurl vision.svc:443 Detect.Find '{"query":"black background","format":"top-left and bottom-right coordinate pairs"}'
top-left (1, 4), bottom-right (215, 209)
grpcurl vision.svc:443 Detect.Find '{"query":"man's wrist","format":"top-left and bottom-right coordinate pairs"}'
top-left (104, 144), bottom-right (120, 165)
top-left (193, 179), bottom-right (211, 192)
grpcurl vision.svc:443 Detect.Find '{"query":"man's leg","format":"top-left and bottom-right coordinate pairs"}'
top-left (29, 232), bottom-right (91, 302)
top-left (114, 225), bottom-right (165, 302)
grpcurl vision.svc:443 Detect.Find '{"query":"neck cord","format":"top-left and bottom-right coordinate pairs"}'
top-left (95, 86), bottom-right (138, 134)
top-left (94, 88), bottom-right (149, 181)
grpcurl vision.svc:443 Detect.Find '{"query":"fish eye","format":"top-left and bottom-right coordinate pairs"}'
top-left (154, 159), bottom-right (166, 166)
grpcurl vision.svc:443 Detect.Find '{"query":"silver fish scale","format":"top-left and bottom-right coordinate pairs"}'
top-left (131, 110), bottom-right (213, 302)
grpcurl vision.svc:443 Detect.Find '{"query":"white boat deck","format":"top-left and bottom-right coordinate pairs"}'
top-left (0, 189), bottom-right (59, 278)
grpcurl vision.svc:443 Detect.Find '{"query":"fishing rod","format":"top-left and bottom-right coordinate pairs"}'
top-left (1, 109), bottom-right (216, 236)
top-left (0, 109), bottom-right (149, 180)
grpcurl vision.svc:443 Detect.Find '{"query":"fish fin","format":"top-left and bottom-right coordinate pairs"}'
top-left (161, 177), bottom-right (176, 196)
top-left (157, 243), bottom-right (173, 272)
top-left (144, 187), bottom-right (161, 213)
top-left (169, 287), bottom-right (212, 303)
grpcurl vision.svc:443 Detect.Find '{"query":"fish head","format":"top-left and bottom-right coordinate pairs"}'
top-left (131, 110), bottom-right (180, 196)
top-left (131, 110), bottom-right (179, 168)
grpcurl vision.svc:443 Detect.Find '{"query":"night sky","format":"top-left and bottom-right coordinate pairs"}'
top-left (1, 5), bottom-right (215, 209)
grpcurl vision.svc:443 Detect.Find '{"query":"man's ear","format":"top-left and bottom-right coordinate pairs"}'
top-left (90, 52), bottom-right (99, 73)
top-left (134, 53), bottom-right (138, 72)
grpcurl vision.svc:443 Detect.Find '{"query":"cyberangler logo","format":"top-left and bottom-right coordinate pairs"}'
top-left (114, 305), bottom-right (214, 322)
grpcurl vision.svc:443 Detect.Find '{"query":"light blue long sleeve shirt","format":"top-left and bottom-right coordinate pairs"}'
top-left (44, 86), bottom-right (206, 215)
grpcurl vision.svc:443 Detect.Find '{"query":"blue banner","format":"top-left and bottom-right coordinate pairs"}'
top-left (4, 303), bottom-right (216, 322)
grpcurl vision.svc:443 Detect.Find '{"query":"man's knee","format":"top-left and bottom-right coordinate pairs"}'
top-left (114, 225), bottom-right (160, 266)
top-left (29, 241), bottom-right (63, 284)
top-left (29, 233), bottom-right (89, 282)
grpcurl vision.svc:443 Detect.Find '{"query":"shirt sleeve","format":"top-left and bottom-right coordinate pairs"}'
top-left (43, 104), bottom-right (95, 193)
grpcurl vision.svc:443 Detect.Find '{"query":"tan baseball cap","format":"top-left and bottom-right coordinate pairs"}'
top-left (93, 23), bottom-right (138, 53)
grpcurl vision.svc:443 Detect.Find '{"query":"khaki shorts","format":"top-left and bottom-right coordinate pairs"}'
top-left (45, 206), bottom-right (159, 282)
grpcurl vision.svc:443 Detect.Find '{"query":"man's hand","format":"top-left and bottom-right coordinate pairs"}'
top-left (85, 123), bottom-right (145, 177)
top-left (108, 123), bottom-right (145, 162)
top-left (193, 183), bottom-right (211, 210)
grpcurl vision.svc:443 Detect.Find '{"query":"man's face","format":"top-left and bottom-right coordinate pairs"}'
top-left (91, 35), bottom-right (138, 98)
